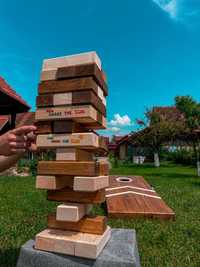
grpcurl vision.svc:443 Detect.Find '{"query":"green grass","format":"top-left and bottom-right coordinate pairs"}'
top-left (0, 163), bottom-right (200, 266)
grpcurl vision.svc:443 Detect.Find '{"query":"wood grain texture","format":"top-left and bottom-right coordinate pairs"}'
top-left (36, 175), bottom-right (73, 190)
top-left (56, 63), bottom-right (108, 96)
top-left (38, 77), bottom-right (99, 96)
top-left (35, 105), bottom-right (98, 123)
top-left (42, 52), bottom-right (102, 71)
top-left (74, 176), bottom-right (109, 192)
top-left (106, 175), bottom-right (175, 220)
top-left (36, 133), bottom-right (99, 149)
top-left (56, 203), bottom-right (87, 222)
top-left (47, 187), bottom-right (105, 204)
top-left (37, 161), bottom-right (109, 176)
top-left (48, 213), bottom-right (107, 235)
top-left (36, 90), bottom-right (106, 116)
top-left (35, 226), bottom-right (111, 259)
top-left (56, 148), bottom-right (94, 161)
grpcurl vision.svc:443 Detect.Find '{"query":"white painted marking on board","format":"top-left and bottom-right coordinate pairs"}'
top-left (106, 191), bottom-right (161, 199)
top-left (106, 186), bottom-right (155, 193)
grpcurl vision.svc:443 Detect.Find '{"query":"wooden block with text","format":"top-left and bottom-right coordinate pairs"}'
top-left (47, 187), bottom-right (105, 204)
top-left (56, 148), bottom-right (93, 161)
top-left (36, 133), bottom-right (99, 149)
top-left (35, 226), bottom-right (111, 259)
top-left (36, 175), bottom-right (73, 190)
top-left (56, 203), bottom-right (88, 222)
top-left (74, 176), bottom-right (109, 192)
top-left (48, 213), bottom-right (107, 235)
top-left (37, 161), bottom-right (109, 176)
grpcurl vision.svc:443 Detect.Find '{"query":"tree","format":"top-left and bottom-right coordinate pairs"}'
top-left (175, 96), bottom-right (200, 176)
top-left (135, 107), bottom-right (183, 167)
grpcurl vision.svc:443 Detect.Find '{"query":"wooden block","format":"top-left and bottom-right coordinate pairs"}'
top-left (35, 121), bottom-right (52, 134)
top-left (54, 120), bottom-right (89, 134)
top-left (35, 226), bottom-right (111, 259)
top-left (56, 148), bottom-right (94, 161)
top-left (36, 175), bottom-right (73, 190)
top-left (56, 64), bottom-right (108, 96)
top-left (38, 77), bottom-right (99, 96)
top-left (38, 161), bottom-right (108, 176)
top-left (56, 203), bottom-right (87, 222)
top-left (73, 176), bottom-right (109, 192)
top-left (42, 52), bottom-right (102, 71)
top-left (47, 187), bottom-right (105, 204)
top-left (35, 105), bottom-right (98, 125)
top-left (48, 213), bottom-right (107, 235)
top-left (36, 133), bottom-right (99, 149)
top-left (36, 91), bottom-right (106, 116)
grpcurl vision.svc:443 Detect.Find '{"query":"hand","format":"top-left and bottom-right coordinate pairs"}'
top-left (0, 125), bottom-right (36, 156)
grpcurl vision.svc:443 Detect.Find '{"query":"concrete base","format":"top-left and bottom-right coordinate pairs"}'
top-left (17, 229), bottom-right (140, 267)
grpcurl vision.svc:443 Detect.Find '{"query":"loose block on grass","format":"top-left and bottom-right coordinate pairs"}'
top-left (17, 229), bottom-right (140, 267)
top-left (74, 176), bottom-right (109, 192)
top-left (48, 213), bottom-right (107, 235)
top-left (47, 188), bottom-right (105, 204)
top-left (35, 226), bottom-right (111, 259)
top-left (37, 91), bottom-right (106, 115)
top-left (56, 148), bottom-right (93, 161)
top-left (36, 133), bottom-right (99, 149)
top-left (37, 161), bottom-right (109, 176)
top-left (56, 203), bottom-right (87, 222)
top-left (36, 176), bottom-right (73, 190)
top-left (42, 51), bottom-right (102, 71)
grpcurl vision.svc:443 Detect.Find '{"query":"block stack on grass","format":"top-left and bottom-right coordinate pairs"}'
top-left (34, 52), bottom-right (111, 259)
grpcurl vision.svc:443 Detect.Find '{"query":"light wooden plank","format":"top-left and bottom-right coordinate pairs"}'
top-left (36, 133), bottom-right (99, 149)
top-left (42, 52), bottom-right (102, 71)
top-left (53, 93), bottom-right (72, 106)
top-left (36, 175), bottom-right (73, 190)
top-left (56, 203), bottom-right (87, 222)
top-left (35, 105), bottom-right (98, 123)
top-left (74, 176), bottom-right (109, 192)
top-left (56, 148), bottom-right (94, 161)
top-left (35, 226), bottom-right (111, 259)
top-left (48, 213), bottom-right (107, 235)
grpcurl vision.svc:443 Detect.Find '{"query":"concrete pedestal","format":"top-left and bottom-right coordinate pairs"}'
top-left (17, 229), bottom-right (140, 267)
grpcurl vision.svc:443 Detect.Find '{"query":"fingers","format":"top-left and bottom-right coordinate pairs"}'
top-left (11, 126), bottom-right (37, 136)
top-left (10, 142), bottom-right (27, 149)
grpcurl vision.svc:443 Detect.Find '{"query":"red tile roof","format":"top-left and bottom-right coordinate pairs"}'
top-left (0, 77), bottom-right (30, 109)
top-left (0, 115), bottom-right (9, 131)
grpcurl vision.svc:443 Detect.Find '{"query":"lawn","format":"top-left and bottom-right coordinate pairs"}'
top-left (0, 163), bottom-right (200, 267)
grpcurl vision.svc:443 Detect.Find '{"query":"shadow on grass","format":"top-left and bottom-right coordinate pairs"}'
top-left (0, 247), bottom-right (20, 267)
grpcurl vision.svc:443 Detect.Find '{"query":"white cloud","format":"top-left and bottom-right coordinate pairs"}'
top-left (110, 114), bottom-right (132, 127)
top-left (109, 127), bottom-right (121, 133)
top-left (152, 0), bottom-right (178, 19)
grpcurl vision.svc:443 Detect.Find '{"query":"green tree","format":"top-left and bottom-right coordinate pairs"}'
top-left (175, 96), bottom-right (200, 176)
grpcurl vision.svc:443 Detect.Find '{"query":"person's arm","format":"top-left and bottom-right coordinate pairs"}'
top-left (0, 153), bottom-right (24, 172)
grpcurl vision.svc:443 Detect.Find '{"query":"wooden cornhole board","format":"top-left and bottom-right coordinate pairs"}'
top-left (106, 175), bottom-right (175, 220)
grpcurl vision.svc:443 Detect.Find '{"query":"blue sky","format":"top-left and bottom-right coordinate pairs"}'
top-left (0, 0), bottom-right (200, 135)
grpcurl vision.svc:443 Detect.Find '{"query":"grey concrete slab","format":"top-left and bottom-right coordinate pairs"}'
top-left (17, 229), bottom-right (140, 267)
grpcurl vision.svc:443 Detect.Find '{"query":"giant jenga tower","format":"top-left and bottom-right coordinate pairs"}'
top-left (34, 52), bottom-right (110, 259)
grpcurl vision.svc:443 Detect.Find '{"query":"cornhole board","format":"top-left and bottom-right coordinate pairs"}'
top-left (106, 176), bottom-right (175, 220)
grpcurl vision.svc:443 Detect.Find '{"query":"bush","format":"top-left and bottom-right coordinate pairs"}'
top-left (165, 149), bottom-right (196, 166)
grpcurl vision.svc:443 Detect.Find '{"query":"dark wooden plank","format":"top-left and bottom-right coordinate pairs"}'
top-left (56, 64), bottom-right (108, 96)
top-left (37, 161), bottom-right (109, 176)
top-left (47, 188), bottom-right (105, 204)
top-left (38, 77), bottom-right (98, 95)
top-left (106, 175), bottom-right (175, 220)
top-left (48, 213), bottom-right (107, 235)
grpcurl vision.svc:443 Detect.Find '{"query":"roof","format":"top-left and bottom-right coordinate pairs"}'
top-left (0, 77), bottom-right (30, 114)
top-left (0, 115), bottom-right (9, 131)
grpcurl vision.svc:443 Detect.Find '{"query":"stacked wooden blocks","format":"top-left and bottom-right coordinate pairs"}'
top-left (34, 51), bottom-right (111, 259)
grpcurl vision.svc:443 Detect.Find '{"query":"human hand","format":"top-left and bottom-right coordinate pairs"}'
top-left (0, 125), bottom-right (36, 156)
